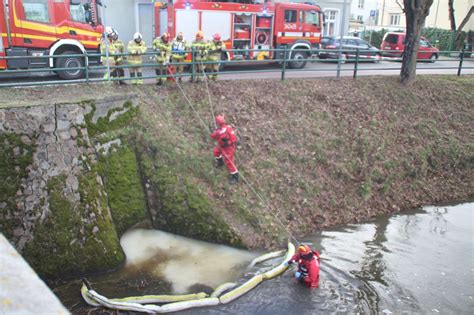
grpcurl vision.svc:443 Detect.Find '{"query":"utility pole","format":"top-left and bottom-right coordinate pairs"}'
top-left (381, 0), bottom-right (386, 26)
top-left (336, 0), bottom-right (348, 78)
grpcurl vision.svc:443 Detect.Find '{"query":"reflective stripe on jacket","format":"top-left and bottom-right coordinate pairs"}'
top-left (127, 40), bottom-right (147, 64)
top-left (152, 38), bottom-right (171, 63)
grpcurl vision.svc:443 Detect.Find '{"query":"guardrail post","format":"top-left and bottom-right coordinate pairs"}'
top-left (191, 47), bottom-right (196, 82)
top-left (84, 51), bottom-right (90, 84)
top-left (353, 49), bottom-right (360, 79)
top-left (457, 48), bottom-right (465, 76)
top-left (281, 46), bottom-right (287, 81)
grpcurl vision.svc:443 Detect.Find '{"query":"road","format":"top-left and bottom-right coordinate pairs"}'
top-left (0, 56), bottom-right (472, 87)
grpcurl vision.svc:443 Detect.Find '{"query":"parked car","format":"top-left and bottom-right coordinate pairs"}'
top-left (380, 32), bottom-right (439, 62)
top-left (318, 36), bottom-right (382, 63)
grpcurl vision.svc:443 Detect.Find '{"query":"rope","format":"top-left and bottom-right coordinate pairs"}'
top-left (170, 63), bottom-right (301, 247)
top-left (199, 60), bottom-right (217, 129)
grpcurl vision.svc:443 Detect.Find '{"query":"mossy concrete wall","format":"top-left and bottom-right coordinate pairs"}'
top-left (0, 96), bottom-right (143, 278)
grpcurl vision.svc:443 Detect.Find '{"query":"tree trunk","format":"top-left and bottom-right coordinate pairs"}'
top-left (400, 0), bottom-right (434, 85)
top-left (454, 6), bottom-right (474, 50)
top-left (448, 0), bottom-right (456, 31)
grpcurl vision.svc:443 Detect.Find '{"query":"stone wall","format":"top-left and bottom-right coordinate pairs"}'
top-left (0, 95), bottom-right (141, 278)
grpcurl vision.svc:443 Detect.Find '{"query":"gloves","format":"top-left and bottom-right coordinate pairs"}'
top-left (294, 271), bottom-right (301, 279)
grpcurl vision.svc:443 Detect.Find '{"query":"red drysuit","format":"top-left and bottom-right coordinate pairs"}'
top-left (289, 250), bottom-right (320, 288)
top-left (210, 124), bottom-right (238, 174)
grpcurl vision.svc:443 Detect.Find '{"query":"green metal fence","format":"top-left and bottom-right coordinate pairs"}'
top-left (0, 47), bottom-right (472, 88)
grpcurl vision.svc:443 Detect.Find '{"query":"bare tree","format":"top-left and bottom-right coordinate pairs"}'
top-left (454, 6), bottom-right (474, 50)
top-left (400, 0), bottom-right (434, 85)
top-left (448, 0), bottom-right (456, 31)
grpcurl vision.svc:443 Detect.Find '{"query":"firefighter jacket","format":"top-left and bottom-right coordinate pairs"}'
top-left (210, 124), bottom-right (237, 149)
top-left (289, 250), bottom-right (320, 288)
top-left (100, 39), bottom-right (116, 65)
top-left (191, 39), bottom-right (208, 61)
top-left (171, 39), bottom-right (188, 60)
top-left (152, 38), bottom-right (172, 64)
top-left (127, 40), bottom-right (147, 65)
top-left (208, 40), bottom-right (226, 61)
top-left (112, 39), bottom-right (125, 63)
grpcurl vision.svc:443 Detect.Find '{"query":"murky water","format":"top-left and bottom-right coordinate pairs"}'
top-left (54, 202), bottom-right (473, 314)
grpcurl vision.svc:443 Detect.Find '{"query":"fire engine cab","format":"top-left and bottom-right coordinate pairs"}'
top-left (155, 0), bottom-right (323, 69)
top-left (0, 0), bottom-right (103, 79)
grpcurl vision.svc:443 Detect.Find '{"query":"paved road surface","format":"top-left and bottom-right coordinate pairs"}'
top-left (1, 57), bottom-right (472, 87)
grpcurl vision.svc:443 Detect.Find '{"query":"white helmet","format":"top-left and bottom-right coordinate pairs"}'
top-left (133, 32), bottom-right (142, 41)
top-left (105, 26), bottom-right (113, 36)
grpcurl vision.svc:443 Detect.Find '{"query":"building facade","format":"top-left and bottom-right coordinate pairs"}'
top-left (349, 0), bottom-right (473, 34)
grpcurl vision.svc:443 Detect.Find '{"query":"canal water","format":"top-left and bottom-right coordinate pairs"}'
top-left (54, 202), bottom-right (473, 314)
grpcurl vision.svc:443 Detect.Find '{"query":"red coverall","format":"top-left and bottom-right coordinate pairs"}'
top-left (290, 250), bottom-right (320, 288)
top-left (210, 124), bottom-right (238, 174)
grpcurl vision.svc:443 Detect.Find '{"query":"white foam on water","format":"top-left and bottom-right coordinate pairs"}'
top-left (120, 229), bottom-right (258, 294)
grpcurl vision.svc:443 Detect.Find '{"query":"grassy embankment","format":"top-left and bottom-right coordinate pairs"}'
top-left (1, 75), bottom-right (473, 250)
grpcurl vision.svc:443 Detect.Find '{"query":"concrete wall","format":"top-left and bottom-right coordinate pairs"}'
top-left (0, 234), bottom-right (69, 315)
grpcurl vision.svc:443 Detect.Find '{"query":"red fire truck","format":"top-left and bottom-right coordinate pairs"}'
top-left (155, 0), bottom-right (323, 69)
top-left (1, 0), bottom-right (103, 79)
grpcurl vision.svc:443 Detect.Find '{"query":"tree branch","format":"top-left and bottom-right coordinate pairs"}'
top-left (456, 6), bottom-right (474, 33)
top-left (396, 0), bottom-right (406, 13)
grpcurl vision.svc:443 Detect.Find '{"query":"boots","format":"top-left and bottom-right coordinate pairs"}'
top-left (228, 172), bottom-right (239, 185)
top-left (215, 157), bottom-right (224, 168)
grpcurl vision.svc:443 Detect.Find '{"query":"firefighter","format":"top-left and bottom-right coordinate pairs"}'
top-left (127, 32), bottom-right (147, 85)
top-left (111, 29), bottom-right (126, 85)
top-left (207, 33), bottom-right (226, 81)
top-left (191, 30), bottom-right (208, 82)
top-left (210, 115), bottom-right (239, 184)
top-left (152, 32), bottom-right (172, 86)
top-left (171, 32), bottom-right (188, 82)
top-left (285, 244), bottom-right (320, 289)
top-left (101, 26), bottom-right (116, 81)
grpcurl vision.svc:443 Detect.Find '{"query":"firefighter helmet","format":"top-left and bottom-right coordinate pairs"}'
top-left (112, 28), bottom-right (119, 40)
top-left (134, 32), bottom-right (143, 43)
top-left (215, 115), bottom-right (225, 126)
top-left (105, 26), bottom-right (113, 36)
top-left (298, 245), bottom-right (311, 255)
top-left (196, 30), bottom-right (204, 40)
top-left (213, 33), bottom-right (221, 41)
top-left (161, 32), bottom-right (170, 42)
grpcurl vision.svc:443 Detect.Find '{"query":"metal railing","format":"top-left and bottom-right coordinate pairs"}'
top-left (0, 47), bottom-right (472, 88)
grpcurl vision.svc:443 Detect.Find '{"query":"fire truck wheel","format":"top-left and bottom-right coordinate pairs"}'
top-left (55, 51), bottom-right (85, 80)
top-left (289, 51), bottom-right (308, 69)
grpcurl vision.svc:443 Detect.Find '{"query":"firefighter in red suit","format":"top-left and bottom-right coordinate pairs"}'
top-left (286, 244), bottom-right (320, 288)
top-left (210, 115), bottom-right (239, 184)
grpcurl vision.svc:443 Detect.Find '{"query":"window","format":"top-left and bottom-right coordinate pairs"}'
top-left (305, 10), bottom-right (319, 26)
top-left (358, 0), bottom-right (364, 9)
top-left (324, 10), bottom-right (338, 36)
top-left (357, 15), bottom-right (363, 22)
top-left (390, 14), bottom-right (401, 26)
top-left (284, 10), bottom-right (297, 23)
top-left (22, 0), bottom-right (50, 23)
top-left (419, 39), bottom-right (430, 48)
top-left (327, 11), bottom-right (336, 20)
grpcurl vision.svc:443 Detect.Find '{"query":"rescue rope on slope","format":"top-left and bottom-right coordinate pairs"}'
top-left (172, 71), bottom-right (302, 247)
top-left (81, 243), bottom-right (295, 313)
